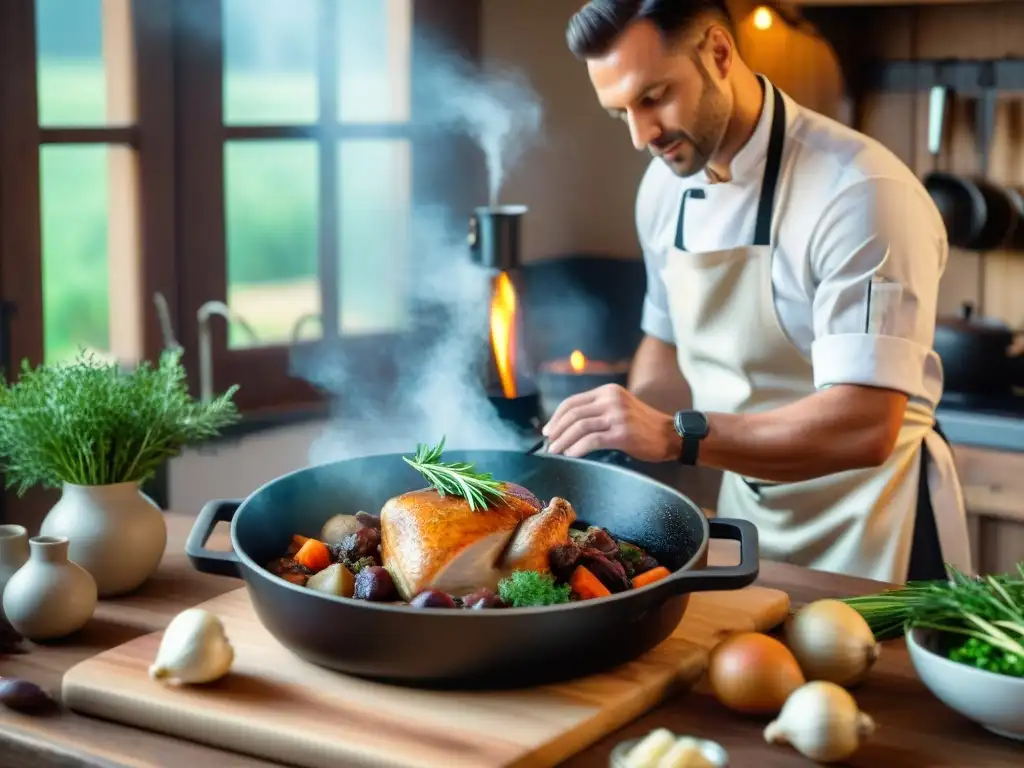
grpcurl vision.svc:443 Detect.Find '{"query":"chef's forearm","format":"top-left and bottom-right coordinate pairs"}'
top-left (697, 385), bottom-right (908, 482)
top-left (628, 335), bottom-right (693, 414)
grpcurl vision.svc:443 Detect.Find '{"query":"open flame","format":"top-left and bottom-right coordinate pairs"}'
top-left (569, 350), bottom-right (586, 372)
top-left (489, 271), bottom-right (518, 399)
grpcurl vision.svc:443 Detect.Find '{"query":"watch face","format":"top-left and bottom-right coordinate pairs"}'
top-left (677, 411), bottom-right (709, 438)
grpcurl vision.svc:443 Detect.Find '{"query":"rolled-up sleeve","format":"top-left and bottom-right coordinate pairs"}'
top-left (637, 167), bottom-right (675, 343)
top-left (808, 177), bottom-right (946, 404)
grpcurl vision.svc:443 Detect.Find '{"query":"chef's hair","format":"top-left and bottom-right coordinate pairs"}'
top-left (566, 0), bottom-right (734, 59)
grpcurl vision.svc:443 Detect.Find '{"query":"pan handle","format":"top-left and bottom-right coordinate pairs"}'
top-left (673, 518), bottom-right (759, 593)
top-left (185, 499), bottom-right (244, 579)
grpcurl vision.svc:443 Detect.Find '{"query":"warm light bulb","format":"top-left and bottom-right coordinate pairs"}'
top-left (752, 6), bottom-right (773, 31)
top-left (569, 350), bottom-right (586, 373)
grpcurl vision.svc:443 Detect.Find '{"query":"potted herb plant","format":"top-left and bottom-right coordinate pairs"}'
top-left (0, 349), bottom-right (239, 597)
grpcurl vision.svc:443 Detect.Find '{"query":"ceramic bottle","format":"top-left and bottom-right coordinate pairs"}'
top-left (0, 524), bottom-right (30, 624)
top-left (3, 535), bottom-right (97, 641)
top-left (40, 481), bottom-right (167, 598)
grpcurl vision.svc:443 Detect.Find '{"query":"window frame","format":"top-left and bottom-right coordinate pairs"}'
top-left (0, 0), bottom-right (178, 376)
top-left (0, 0), bottom-right (483, 416)
top-left (174, 0), bottom-right (485, 414)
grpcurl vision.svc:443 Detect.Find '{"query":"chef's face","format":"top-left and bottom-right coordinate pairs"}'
top-left (587, 19), bottom-right (733, 177)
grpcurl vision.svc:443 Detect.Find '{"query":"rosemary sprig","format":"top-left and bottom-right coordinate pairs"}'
top-left (402, 437), bottom-right (508, 512)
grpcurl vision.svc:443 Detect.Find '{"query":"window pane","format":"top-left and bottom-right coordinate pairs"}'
top-left (225, 141), bottom-right (321, 348)
top-left (223, 0), bottom-right (319, 125)
top-left (36, 0), bottom-right (133, 126)
top-left (338, 0), bottom-right (411, 123)
top-left (40, 145), bottom-right (112, 363)
top-left (339, 140), bottom-right (410, 333)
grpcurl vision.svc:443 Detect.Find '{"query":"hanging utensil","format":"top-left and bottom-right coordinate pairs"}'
top-left (927, 84), bottom-right (946, 158)
top-left (924, 68), bottom-right (1019, 252)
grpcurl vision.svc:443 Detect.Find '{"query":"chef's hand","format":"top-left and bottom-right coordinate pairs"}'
top-left (541, 384), bottom-right (680, 462)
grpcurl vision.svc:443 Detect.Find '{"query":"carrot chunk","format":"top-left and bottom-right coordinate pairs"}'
top-left (570, 565), bottom-right (612, 600)
top-left (632, 566), bottom-right (671, 589)
top-left (294, 538), bottom-right (331, 572)
top-left (287, 534), bottom-right (311, 555)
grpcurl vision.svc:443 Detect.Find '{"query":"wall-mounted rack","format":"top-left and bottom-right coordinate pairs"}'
top-left (862, 58), bottom-right (1024, 94)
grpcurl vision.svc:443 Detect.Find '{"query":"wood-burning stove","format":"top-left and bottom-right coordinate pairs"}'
top-left (468, 205), bottom-right (541, 431)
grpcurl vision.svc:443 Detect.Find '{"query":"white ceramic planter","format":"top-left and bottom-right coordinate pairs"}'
top-left (3, 535), bottom-right (97, 640)
top-left (0, 524), bottom-right (30, 625)
top-left (40, 482), bottom-right (167, 598)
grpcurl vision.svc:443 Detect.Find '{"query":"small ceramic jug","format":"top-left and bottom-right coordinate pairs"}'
top-left (0, 524), bottom-right (30, 624)
top-left (3, 535), bottom-right (97, 641)
top-left (40, 482), bottom-right (167, 597)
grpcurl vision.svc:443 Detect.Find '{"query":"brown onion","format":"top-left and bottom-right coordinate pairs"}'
top-left (707, 632), bottom-right (806, 716)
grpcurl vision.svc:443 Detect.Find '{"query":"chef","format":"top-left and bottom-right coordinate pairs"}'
top-left (543, 0), bottom-right (972, 583)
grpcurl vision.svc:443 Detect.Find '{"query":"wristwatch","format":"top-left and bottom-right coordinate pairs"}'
top-left (673, 410), bottom-right (710, 466)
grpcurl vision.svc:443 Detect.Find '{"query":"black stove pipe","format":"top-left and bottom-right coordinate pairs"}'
top-left (468, 204), bottom-right (540, 431)
top-left (468, 205), bottom-right (527, 271)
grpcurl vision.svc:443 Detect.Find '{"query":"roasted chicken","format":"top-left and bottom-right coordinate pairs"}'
top-left (380, 483), bottom-right (577, 601)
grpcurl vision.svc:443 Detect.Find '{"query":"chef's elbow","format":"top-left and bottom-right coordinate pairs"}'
top-left (858, 421), bottom-right (902, 468)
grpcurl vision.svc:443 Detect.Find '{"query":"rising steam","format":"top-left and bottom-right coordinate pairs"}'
top-left (305, 34), bottom-right (545, 465)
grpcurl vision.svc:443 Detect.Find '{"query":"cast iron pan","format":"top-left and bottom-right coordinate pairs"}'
top-left (924, 172), bottom-right (1019, 252)
top-left (186, 450), bottom-right (759, 690)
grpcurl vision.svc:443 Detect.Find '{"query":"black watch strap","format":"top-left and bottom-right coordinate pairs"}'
top-left (674, 410), bottom-right (710, 466)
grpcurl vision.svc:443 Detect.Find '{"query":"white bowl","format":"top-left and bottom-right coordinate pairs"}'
top-left (907, 626), bottom-right (1024, 741)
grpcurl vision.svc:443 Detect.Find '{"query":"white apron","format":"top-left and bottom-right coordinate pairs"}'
top-left (660, 81), bottom-right (972, 584)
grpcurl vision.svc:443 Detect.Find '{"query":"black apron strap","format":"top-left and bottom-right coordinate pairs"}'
top-left (674, 189), bottom-right (706, 251)
top-left (907, 423), bottom-right (950, 582)
top-left (753, 83), bottom-right (787, 246)
top-left (673, 78), bottom-right (787, 253)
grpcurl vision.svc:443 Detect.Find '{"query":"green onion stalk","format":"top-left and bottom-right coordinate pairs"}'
top-left (840, 562), bottom-right (1024, 677)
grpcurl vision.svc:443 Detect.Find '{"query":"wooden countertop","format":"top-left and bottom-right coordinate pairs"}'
top-left (0, 513), bottom-right (1021, 768)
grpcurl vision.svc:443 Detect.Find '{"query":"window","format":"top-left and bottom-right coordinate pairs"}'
top-left (0, 0), bottom-right (175, 377)
top-left (177, 0), bottom-right (478, 413)
top-left (1, 0), bottom-right (481, 417)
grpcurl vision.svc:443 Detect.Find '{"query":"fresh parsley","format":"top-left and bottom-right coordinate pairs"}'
top-left (497, 570), bottom-right (572, 607)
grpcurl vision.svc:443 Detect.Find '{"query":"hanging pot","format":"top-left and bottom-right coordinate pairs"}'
top-left (934, 302), bottom-right (1024, 394)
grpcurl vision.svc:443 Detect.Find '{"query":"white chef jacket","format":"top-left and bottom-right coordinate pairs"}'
top-left (636, 98), bottom-right (947, 409)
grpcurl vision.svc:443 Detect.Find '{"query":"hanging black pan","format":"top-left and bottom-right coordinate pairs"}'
top-left (924, 86), bottom-right (1022, 251)
top-left (185, 449), bottom-right (758, 690)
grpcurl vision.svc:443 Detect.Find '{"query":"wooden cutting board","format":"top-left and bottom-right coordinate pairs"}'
top-left (63, 585), bottom-right (790, 768)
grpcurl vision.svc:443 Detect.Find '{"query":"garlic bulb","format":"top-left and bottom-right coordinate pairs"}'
top-left (764, 681), bottom-right (875, 763)
top-left (784, 599), bottom-right (880, 687)
top-left (149, 608), bottom-right (235, 685)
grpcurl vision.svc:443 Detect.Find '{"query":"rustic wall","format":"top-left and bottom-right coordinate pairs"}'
top-left (478, 0), bottom-right (648, 263)
top-left (853, 2), bottom-right (1024, 325)
top-left (478, 0), bottom-right (852, 263)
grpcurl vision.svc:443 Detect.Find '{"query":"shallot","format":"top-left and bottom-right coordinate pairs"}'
top-left (764, 680), bottom-right (875, 763)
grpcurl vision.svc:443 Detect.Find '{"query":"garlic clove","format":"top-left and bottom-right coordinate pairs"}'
top-left (623, 728), bottom-right (676, 768)
top-left (764, 680), bottom-right (875, 764)
top-left (149, 608), bottom-right (235, 685)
